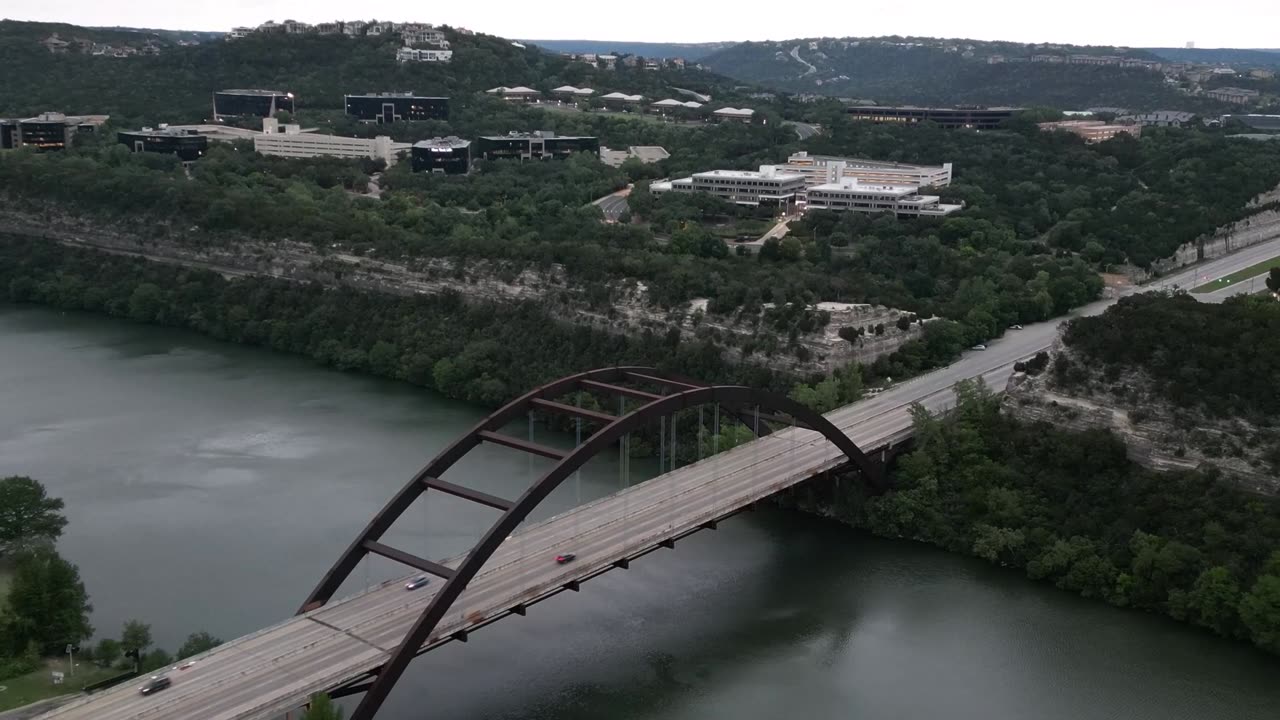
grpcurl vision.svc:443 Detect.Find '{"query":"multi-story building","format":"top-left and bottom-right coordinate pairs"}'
top-left (281, 20), bottom-right (311, 34)
top-left (1037, 119), bottom-right (1142, 143)
top-left (649, 98), bottom-right (702, 115)
top-left (396, 47), bottom-right (453, 63)
top-left (1206, 87), bottom-right (1260, 105)
top-left (777, 152), bottom-right (953, 195)
top-left (712, 107), bottom-right (755, 123)
top-left (213, 89), bottom-right (294, 119)
top-left (474, 131), bottom-right (599, 162)
top-left (649, 166), bottom-right (807, 208)
top-left (599, 145), bottom-right (670, 167)
top-left (315, 22), bottom-right (342, 35)
top-left (805, 178), bottom-right (961, 217)
top-left (6, 112), bottom-right (109, 151)
top-left (410, 136), bottom-right (471, 174)
top-left (366, 21), bottom-right (395, 35)
top-left (118, 126), bottom-right (209, 161)
top-left (486, 86), bottom-right (541, 103)
top-left (343, 21), bottom-right (369, 36)
top-left (227, 27), bottom-right (252, 40)
top-left (846, 105), bottom-right (1021, 130)
top-left (253, 120), bottom-right (408, 164)
top-left (345, 93), bottom-right (449, 123)
top-left (1068, 54), bottom-right (1122, 66)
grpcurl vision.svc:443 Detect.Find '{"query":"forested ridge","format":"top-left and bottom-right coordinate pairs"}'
top-left (783, 380), bottom-right (1280, 656)
top-left (702, 39), bottom-right (1232, 111)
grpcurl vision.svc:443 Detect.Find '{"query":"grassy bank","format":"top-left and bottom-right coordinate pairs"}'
top-left (1191, 254), bottom-right (1280, 293)
top-left (0, 661), bottom-right (120, 712)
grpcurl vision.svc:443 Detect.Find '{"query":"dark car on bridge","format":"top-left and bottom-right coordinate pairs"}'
top-left (556, 553), bottom-right (576, 564)
top-left (139, 675), bottom-right (171, 695)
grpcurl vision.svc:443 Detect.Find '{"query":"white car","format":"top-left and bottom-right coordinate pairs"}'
top-left (972, 344), bottom-right (987, 351)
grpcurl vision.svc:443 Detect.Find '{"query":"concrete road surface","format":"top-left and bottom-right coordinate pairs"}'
top-left (784, 121), bottom-right (822, 140)
top-left (593, 188), bottom-right (632, 223)
top-left (39, 237), bottom-right (1280, 720)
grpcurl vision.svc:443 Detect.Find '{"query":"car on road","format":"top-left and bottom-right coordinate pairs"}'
top-left (405, 575), bottom-right (431, 590)
top-left (1009, 324), bottom-right (1023, 330)
top-left (555, 553), bottom-right (576, 564)
top-left (177, 660), bottom-right (196, 671)
top-left (139, 675), bottom-right (171, 696)
top-left (972, 344), bottom-right (987, 351)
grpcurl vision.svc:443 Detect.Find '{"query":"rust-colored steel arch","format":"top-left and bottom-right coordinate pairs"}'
top-left (301, 367), bottom-right (877, 720)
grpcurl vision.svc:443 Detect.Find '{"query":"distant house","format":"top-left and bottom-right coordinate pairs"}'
top-left (396, 47), bottom-right (453, 63)
top-left (649, 98), bottom-right (701, 116)
top-left (551, 86), bottom-right (595, 101)
top-left (41, 35), bottom-right (71, 53)
top-left (227, 27), bottom-right (252, 40)
top-left (315, 22), bottom-right (342, 35)
top-left (343, 21), bottom-right (369, 36)
top-left (403, 27), bottom-right (446, 46)
top-left (598, 54), bottom-right (617, 69)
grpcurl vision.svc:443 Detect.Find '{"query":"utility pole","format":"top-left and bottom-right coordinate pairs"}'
top-left (66, 644), bottom-right (75, 677)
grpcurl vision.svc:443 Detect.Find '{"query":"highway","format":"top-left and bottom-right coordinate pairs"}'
top-left (38, 237), bottom-right (1280, 720)
top-left (592, 189), bottom-right (631, 222)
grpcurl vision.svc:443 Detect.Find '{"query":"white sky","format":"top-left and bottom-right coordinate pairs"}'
top-left (7, 0), bottom-right (1278, 48)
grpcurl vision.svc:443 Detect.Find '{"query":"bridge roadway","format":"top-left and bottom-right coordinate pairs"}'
top-left (39, 240), bottom-right (1277, 720)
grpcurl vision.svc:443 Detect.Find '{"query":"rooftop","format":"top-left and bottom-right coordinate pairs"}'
top-left (601, 92), bottom-right (644, 102)
top-left (487, 86), bottom-right (539, 95)
top-left (810, 178), bottom-right (918, 196)
top-left (348, 92), bottom-right (447, 99)
top-left (847, 104), bottom-right (1021, 112)
top-left (692, 166), bottom-right (804, 181)
top-left (713, 107), bottom-right (755, 116)
top-left (124, 126), bottom-right (204, 137)
top-left (219, 89), bottom-right (291, 96)
top-left (413, 136), bottom-right (470, 149)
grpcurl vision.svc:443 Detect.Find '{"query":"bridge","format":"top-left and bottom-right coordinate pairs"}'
top-left (37, 243), bottom-right (1274, 720)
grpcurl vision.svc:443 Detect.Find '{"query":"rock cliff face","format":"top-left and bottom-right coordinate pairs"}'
top-left (1, 208), bottom-right (919, 375)
top-left (1004, 341), bottom-right (1279, 496)
top-left (1151, 184), bottom-right (1280, 275)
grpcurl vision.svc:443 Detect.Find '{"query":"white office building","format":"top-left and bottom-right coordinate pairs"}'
top-left (805, 178), bottom-right (961, 217)
top-left (779, 152), bottom-right (952, 194)
top-left (649, 166), bottom-right (807, 207)
top-left (253, 120), bottom-right (410, 164)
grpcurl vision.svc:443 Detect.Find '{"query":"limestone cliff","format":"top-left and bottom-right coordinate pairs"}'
top-left (1003, 340), bottom-right (1279, 496)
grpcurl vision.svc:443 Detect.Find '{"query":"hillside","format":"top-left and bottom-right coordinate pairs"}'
top-left (1146, 47), bottom-right (1280, 67)
top-left (522, 39), bottom-right (732, 61)
top-left (0, 20), bottom-right (736, 123)
top-left (702, 37), bottom-right (1228, 110)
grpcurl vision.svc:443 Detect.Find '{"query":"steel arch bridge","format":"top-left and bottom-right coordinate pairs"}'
top-left (300, 366), bottom-right (880, 719)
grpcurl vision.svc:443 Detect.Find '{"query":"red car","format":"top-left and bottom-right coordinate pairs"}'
top-left (555, 553), bottom-right (576, 564)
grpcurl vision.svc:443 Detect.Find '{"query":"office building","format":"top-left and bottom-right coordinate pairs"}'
top-left (118, 126), bottom-right (209, 161)
top-left (1206, 87), bottom-right (1260, 105)
top-left (649, 98), bottom-right (702, 115)
top-left (396, 47), bottom-right (453, 63)
top-left (486, 86), bottom-right (541, 103)
top-left (601, 92), bottom-right (645, 109)
top-left (474, 131), bottom-right (599, 161)
top-left (806, 178), bottom-right (961, 217)
top-left (411, 136), bottom-right (471, 174)
top-left (345, 94), bottom-right (449, 123)
top-left (649, 166), bottom-right (807, 207)
top-left (778, 152), bottom-right (952, 193)
top-left (213, 89), bottom-right (294, 119)
top-left (712, 107), bottom-right (755, 123)
top-left (846, 105), bottom-right (1020, 130)
top-left (551, 85), bottom-right (595, 100)
top-left (1115, 111), bottom-right (1197, 127)
top-left (1037, 120), bottom-right (1142, 143)
top-left (5, 112), bottom-right (109, 151)
top-left (254, 120), bottom-right (409, 164)
top-left (599, 145), bottom-right (670, 167)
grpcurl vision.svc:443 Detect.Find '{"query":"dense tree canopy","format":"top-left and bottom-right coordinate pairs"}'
top-left (0, 475), bottom-right (68, 557)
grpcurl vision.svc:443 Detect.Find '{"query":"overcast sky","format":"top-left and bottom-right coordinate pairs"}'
top-left (8, 1), bottom-right (1278, 48)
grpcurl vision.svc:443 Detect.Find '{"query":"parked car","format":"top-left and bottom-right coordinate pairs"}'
top-left (139, 675), bottom-right (171, 696)
top-left (555, 553), bottom-right (576, 564)
top-left (405, 575), bottom-right (431, 590)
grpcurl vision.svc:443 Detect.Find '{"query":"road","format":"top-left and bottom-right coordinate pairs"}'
top-left (592, 189), bottom-right (631, 223)
top-left (784, 121), bottom-right (822, 140)
top-left (37, 237), bottom-right (1280, 720)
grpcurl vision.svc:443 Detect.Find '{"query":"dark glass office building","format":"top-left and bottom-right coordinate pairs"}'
top-left (213, 89), bottom-right (295, 119)
top-left (346, 93), bottom-right (449, 123)
top-left (846, 105), bottom-right (1021, 130)
top-left (119, 127), bottom-right (210, 161)
top-left (411, 137), bottom-right (471, 174)
top-left (19, 115), bottom-right (76, 150)
top-left (0, 120), bottom-right (16, 149)
top-left (475, 132), bottom-right (599, 162)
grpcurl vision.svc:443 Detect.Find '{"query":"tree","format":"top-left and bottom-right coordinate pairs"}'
top-left (141, 649), bottom-right (174, 673)
top-left (301, 693), bottom-right (345, 720)
top-left (94, 638), bottom-right (122, 668)
top-left (177, 631), bottom-right (223, 660)
top-left (121, 620), bottom-right (153, 657)
top-left (1267, 267), bottom-right (1280, 295)
top-left (1240, 574), bottom-right (1280, 654)
top-left (0, 475), bottom-right (68, 557)
top-left (3, 548), bottom-right (93, 655)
